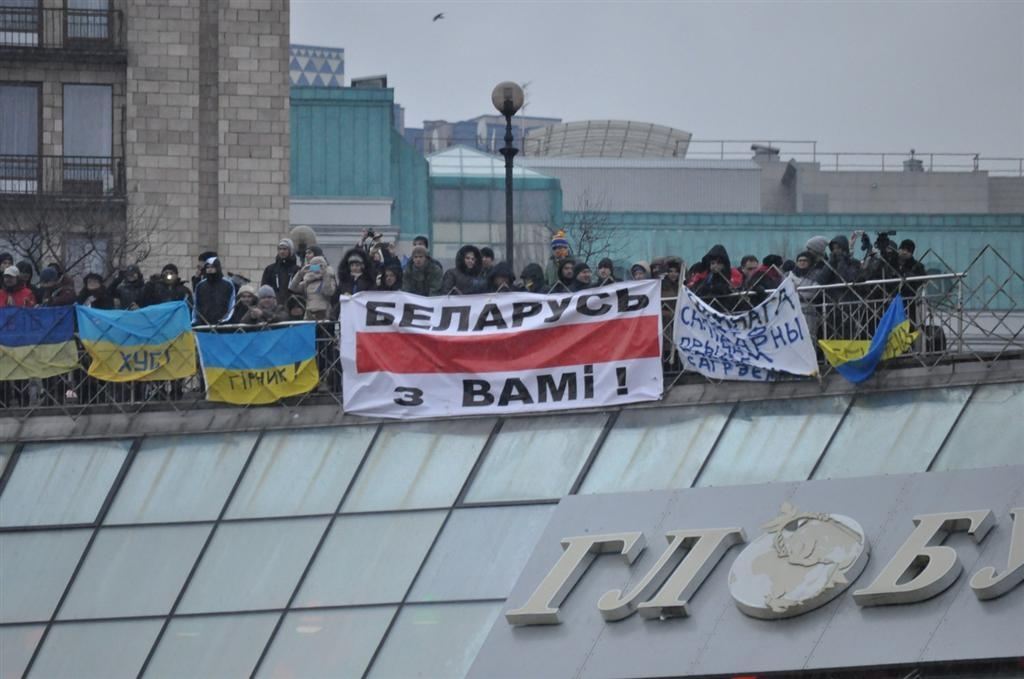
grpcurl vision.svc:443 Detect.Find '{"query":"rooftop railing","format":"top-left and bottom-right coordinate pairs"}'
top-left (0, 6), bottom-right (126, 58)
top-left (0, 155), bottom-right (126, 198)
top-left (2, 246), bottom-right (1021, 420)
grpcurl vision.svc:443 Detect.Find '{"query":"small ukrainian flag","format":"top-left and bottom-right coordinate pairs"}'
top-left (76, 301), bottom-right (196, 381)
top-left (196, 324), bottom-right (319, 405)
top-left (819, 294), bottom-right (919, 384)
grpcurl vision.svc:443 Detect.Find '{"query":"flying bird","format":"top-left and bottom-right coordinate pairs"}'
top-left (432, 12), bottom-right (444, 21)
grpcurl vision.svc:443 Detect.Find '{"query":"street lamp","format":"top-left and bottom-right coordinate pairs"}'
top-left (491, 81), bottom-right (524, 271)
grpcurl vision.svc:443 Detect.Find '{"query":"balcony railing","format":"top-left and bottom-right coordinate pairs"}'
top-left (0, 6), bottom-right (125, 57)
top-left (0, 154), bottom-right (126, 198)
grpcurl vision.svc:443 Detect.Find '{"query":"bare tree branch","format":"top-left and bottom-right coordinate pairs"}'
top-left (553, 190), bottom-right (626, 265)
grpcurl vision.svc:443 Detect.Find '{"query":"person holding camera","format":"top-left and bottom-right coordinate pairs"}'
top-left (141, 264), bottom-right (192, 308)
top-left (288, 254), bottom-right (337, 321)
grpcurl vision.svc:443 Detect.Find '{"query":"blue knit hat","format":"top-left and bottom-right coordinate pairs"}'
top-left (550, 230), bottom-right (570, 252)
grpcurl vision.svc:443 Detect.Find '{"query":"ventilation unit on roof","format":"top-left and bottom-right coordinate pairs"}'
top-left (351, 75), bottom-right (387, 89)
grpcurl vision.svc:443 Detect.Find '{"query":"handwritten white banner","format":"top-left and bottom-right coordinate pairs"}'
top-left (672, 277), bottom-right (818, 381)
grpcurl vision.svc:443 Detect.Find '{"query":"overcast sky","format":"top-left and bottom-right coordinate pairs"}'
top-left (292, 1), bottom-right (1024, 159)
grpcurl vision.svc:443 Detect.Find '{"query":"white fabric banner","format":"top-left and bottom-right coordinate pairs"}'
top-left (339, 281), bottom-right (664, 419)
top-left (672, 277), bottom-right (818, 381)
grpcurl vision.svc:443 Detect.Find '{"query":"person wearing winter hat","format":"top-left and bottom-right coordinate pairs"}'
top-left (402, 244), bottom-right (443, 296)
top-left (240, 284), bottom-right (288, 325)
top-left (630, 261), bottom-right (651, 281)
top-left (37, 266), bottom-right (76, 307)
top-left (0, 252), bottom-right (12, 271)
top-left (804, 236), bottom-right (829, 261)
top-left (111, 264), bottom-right (147, 310)
top-left (289, 254), bottom-right (337, 320)
top-left (76, 273), bottom-right (115, 309)
top-left (141, 263), bottom-right (192, 308)
top-left (595, 258), bottom-right (617, 286)
top-left (228, 283), bottom-right (259, 323)
top-left (570, 261), bottom-right (594, 292)
top-left (549, 256), bottom-right (577, 293)
top-left (545, 230), bottom-right (572, 286)
top-left (1, 265), bottom-right (36, 307)
top-left (262, 238), bottom-right (300, 310)
top-left (487, 261), bottom-right (515, 293)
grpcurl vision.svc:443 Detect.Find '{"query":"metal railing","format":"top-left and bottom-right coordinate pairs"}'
top-left (0, 155), bottom-right (126, 197)
top-left (2, 246), bottom-right (1021, 418)
top-left (0, 6), bottom-right (125, 54)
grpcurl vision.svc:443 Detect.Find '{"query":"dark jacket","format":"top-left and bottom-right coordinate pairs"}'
top-left (378, 262), bottom-right (404, 292)
top-left (111, 266), bottom-right (147, 310)
top-left (261, 253), bottom-right (299, 305)
top-left (76, 275), bottom-right (116, 310)
top-left (38, 274), bottom-right (76, 307)
top-left (336, 248), bottom-right (377, 297)
top-left (688, 245), bottom-right (743, 298)
top-left (487, 261), bottom-right (515, 293)
top-left (441, 245), bottom-right (487, 295)
top-left (193, 258), bottom-right (236, 324)
top-left (518, 263), bottom-right (547, 294)
top-left (549, 258), bottom-right (577, 294)
top-left (141, 275), bottom-right (193, 308)
top-left (402, 257), bottom-right (443, 296)
top-left (819, 236), bottom-right (862, 289)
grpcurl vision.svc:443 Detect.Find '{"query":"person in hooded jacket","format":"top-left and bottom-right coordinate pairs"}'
top-left (229, 284), bottom-right (259, 324)
top-left (141, 264), bottom-right (192, 308)
top-left (549, 257), bottom-right (577, 293)
top-left (336, 248), bottom-right (376, 298)
top-left (517, 263), bottom-right (547, 294)
top-left (789, 251), bottom-right (823, 339)
top-left (76, 273), bottom-right (115, 309)
top-left (487, 261), bottom-right (515, 293)
top-left (817, 235), bottom-right (863, 339)
top-left (261, 238), bottom-right (300, 310)
top-left (289, 255), bottom-right (337, 321)
top-left (629, 261), bottom-right (652, 280)
top-left (110, 264), bottom-right (147, 310)
top-left (441, 245), bottom-right (487, 295)
top-left (1, 265), bottom-right (36, 307)
top-left (193, 256), bottom-right (236, 325)
top-left (36, 267), bottom-right (76, 307)
top-left (378, 261), bottom-right (404, 292)
top-left (687, 245), bottom-right (744, 312)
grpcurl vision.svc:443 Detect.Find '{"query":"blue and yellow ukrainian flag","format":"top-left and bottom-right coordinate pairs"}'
top-left (195, 323), bottom-right (319, 405)
top-left (76, 301), bottom-right (196, 381)
top-left (0, 306), bottom-right (78, 380)
top-left (819, 294), bottom-right (919, 384)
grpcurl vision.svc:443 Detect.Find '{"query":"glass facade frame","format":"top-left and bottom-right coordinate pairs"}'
top-left (1, 384), bottom-right (1020, 677)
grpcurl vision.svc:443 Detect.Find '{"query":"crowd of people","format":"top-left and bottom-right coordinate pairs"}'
top-left (2, 229), bottom-right (927, 324)
top-left (1, 229), bottom-right (932, 408)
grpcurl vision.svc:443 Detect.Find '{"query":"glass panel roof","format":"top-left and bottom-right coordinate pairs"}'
top-left (428, 145), bottom-right (552, 179)
top-left (59, 525), bottom-right (210, 620)
top-left (226, 425), bottom-right (375, 519)
top-left (932, 383), bottom-right (1024, 471)
top-left (697, 396), bottom-right (850, 487)
top-left (0, 439), bottom-right (130, 527)
top-left (178, 517), bottom-right (327, 614)
top-left (30, 619), bottom-right (162, 679)
top-left (342, 419), bottom-right (493, 512)
top-left (295, 511), bottom-right (446, 607)
top-left (257, 607), bottom-right (396, 679)
top-left (465, 413), bottom-right (607, 502)
top-left (367, 601), bottom-right (502, 679)
top-left (145, 613), bottom-right (277, 679)
top-left (106, 432), bottom-right (256, 524)
top-left (0, 530), bottom-right (90, 623)
top-left (409, 505), bottom-right (555, 602)
top-left (580, 405), bottom-right (732, 494)
top-left (814, 388), bottom-right (972, 480)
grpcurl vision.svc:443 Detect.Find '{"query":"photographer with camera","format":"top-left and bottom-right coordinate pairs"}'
top-left (857, 230), bottom-right (901, 285)
top-left (141, 264), bottom-right (192, 308)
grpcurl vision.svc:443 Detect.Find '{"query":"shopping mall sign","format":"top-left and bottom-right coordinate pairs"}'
top-left (469, 467), bottom-right (1024, 678)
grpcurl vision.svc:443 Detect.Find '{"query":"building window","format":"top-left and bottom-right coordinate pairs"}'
top-left (0, 0), bottom-right (40, 47)
top-left (0, 83), bottom-right (40, 193)
top-left (62, 83), bottom-right (112, 194)
top-left (66, 0), bottom-right (108, 42)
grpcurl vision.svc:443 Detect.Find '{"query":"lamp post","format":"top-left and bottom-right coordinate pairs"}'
top-left (491, 81), bottom-right (524, 271)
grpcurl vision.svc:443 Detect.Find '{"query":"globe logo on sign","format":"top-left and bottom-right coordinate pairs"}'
top-left (728, 503), bottom-right (870, 619)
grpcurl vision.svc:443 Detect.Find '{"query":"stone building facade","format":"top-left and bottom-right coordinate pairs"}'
top-left (0, 0), bottom-right (290, 283)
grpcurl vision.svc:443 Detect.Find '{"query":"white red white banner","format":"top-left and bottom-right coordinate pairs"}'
top-left (339, 281), bottom-right (664, 419)
top-left (672, 277), bottom-right (818, 381)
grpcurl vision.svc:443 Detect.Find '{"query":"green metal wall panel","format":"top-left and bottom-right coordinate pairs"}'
top-left (390, 130), bottom-right (431, 240)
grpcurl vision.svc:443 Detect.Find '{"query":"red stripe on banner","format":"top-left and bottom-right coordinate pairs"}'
top-left (356, 315), bottom-right (661, 374)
